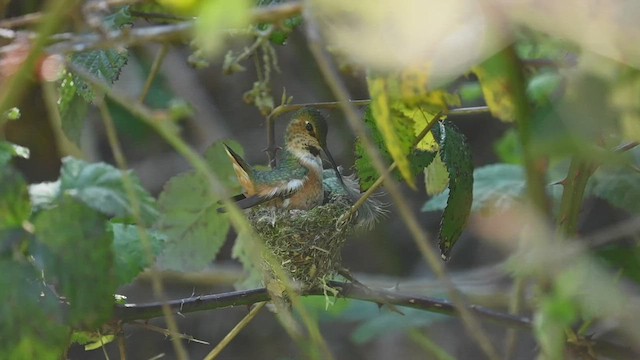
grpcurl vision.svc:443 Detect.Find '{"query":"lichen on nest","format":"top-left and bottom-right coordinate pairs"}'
top-left (247, 196), bottom-right (354, 291)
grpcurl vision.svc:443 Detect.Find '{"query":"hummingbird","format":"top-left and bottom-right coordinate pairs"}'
top-left (224, 108), bottom-right (346, 211)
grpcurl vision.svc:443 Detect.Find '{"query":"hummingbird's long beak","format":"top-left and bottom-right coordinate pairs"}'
top-left (322, 146), bottom-right (346, 187)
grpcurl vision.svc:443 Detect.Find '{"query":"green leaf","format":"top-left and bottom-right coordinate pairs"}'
top-left (34, 195), bottom-right (115, 328)
top-left (58, 157), bottom-right (159, 224)
top-left (58, 72), bottom-right (89, 145)
top-left (0, 260), bottom-right (69, 360)
top-left (590, 165), bottom-right (640, 213)
top-left (493, 129), bottom-right (523, 164)
top-left (0, 167), bottom-right (30, 229)
top-left (368, 76), bottom-right (416, 188)
top-left (354, 107), bottom-right (437, 191)
top-left (70, 49), bottom-right (129, 102)
top-left (156, 141), bottom-right (241, 271)
top-left (111, 223), bottom-right (166, 286)
top-left (423, 164), bottom-right (525, 213)
top-left (527, 70), bottom-right (563, 106)
top-left (0, 141), bottom-right (29, 168)
top-left (432, 122), bottom-right (473, 260)
top-left (596, 244), bottom-right (640, 284)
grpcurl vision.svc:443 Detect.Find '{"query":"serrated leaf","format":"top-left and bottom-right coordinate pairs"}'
top-left (0, 167), bottom-right (30, 230)
top-left (111, 223), bottom-right (166, 286)
top-left (0, 260), bottom-right (69, 360)
top-left (58, 157), bottom-right (158, 224)
top-left (432, 122), bottom-right (473, 260)
top-left (424, 152), bottom-right (449, 196)
top-left (0, 141), bottom-right (29, 168)
top-left (590, 165), bottom-right (640, 213)
top-left (70, 48), bottom-right (129, 102)
top-left (368, 76), bottom-right (416, 188)
top-left (156, 141), bottom-right (242, 272)
top-left (354, 107), bottom-right (437, 191)
top-left (34, 195), bottom-right (115, 327)
top-left (473, 50), bottom-right (518, 122)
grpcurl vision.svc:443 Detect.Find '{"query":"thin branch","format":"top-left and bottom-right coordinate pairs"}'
top-left (139, 44), bottom-right (170, 104)
top-left (114, 282), bottom-right (531, 329)
top-left (304, 15), bottom-right (501, 360)
top-left (95, 96), bottom-right (189, 360)
top-left (203, 302), bottom-right (266, 360)
top-left (130, 321), bottom-right (210, 345)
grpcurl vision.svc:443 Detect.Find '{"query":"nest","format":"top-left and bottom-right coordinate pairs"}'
top-left (247, 196), bottom-right (354, 291)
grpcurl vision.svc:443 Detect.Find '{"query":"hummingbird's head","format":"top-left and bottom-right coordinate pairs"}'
top-left (285, 108), bottom-right (342, 179)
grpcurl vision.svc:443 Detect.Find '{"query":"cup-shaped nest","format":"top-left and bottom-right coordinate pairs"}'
top-left (247, 196), bottom-right (354, 291)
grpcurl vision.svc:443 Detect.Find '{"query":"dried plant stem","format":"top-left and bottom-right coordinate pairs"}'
top-left (139, 44), bottom-right (170, 104)
top-left (203, 302), bottom-right (267, 360)
top-left (304, 18), bottom-right (501, 360)
top-left (96, 98), bottom-right (190, 360)
top-left (130, 322), bottom-right (209, 345)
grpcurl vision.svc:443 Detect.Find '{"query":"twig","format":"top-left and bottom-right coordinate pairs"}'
top-left (304, 14), bottom-right (501, 360)
top-left (0, 12), bottom-right (42, 28)
top-left (139, 44), bottom-right (169, 103)
top-left (130, 322), bottom-right (210, 345)
top-left (251, 2), bottom-right (302, 24)
top-left (95, 96), bottom-right (189, 360)
top-left (117, 335), bottom-right (127, 360)
top-left (203, 302), bottom-right (266, 359)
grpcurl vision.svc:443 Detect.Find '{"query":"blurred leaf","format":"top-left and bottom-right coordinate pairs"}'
top-left (494, 129), bottom-right (523, 164)
top-left (473, 49), bottom-right (518, 122)
top-left (527, 70), bottom-right (563, 106)
top-left (0, 260), bottom-right (69, 360)
top-left (0, 141), bottom-right (29, 168)
top-left (34, 195), bottom-right (115, 328)
top-left (58, 157), bottom-right (159, 224)
top-left (195, 0), bottom-right (251, 57)
top-left (111, 223), bottom-right (166, 286)
top-left (535, 292), bottom-right (578, 360)
top-left (590, 165), bottom-right (640, 213)
top-left (103, 6), bottom-right (133, 29)
top-left (368, 76), bottom-right (416, 189)
top-left (231, 229), bottom-right (263, 289)
top-left (29, 181), bottom-right (61, 212)
top-left (156, 141), bottom-right (242, 271)
top-left (0, 167), bottom-right (30, 230)
top-left (424, 164), bottom-right (525, 213)
top-left (596, 244), bottom-right (640, 284)
top-left (256, 0), bottom-right (302, 45)
top-left (84, 335), bottom-right (116, 351)
top-left (351, 306), bottom-right (445, 344)
top-left (424, 153), bottom-right (449, 196)
top-left (611, 68), bottom-right (640, 142)
top-left (458, 82), bottom-right (484, 104)
top-left (432, 122), bottom-right (473, 260)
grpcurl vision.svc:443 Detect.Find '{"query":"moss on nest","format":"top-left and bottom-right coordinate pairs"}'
top-left (247, 196), bottom-right (354, 291)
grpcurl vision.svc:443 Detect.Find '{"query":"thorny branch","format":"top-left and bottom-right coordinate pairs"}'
top-left (111, 281), bottom-right (638, 358)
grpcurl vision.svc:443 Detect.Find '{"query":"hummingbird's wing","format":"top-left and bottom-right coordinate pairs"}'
top-left (223, 144), bottom-right (256, 195)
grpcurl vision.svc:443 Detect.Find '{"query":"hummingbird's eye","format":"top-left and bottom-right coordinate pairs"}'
top-left (305, 122), bottom-right (314, 133)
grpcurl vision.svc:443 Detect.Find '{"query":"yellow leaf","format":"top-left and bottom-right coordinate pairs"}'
top-left (195, 0), bottom-right (251, 58)
top-left (473, 59), bottom-right (516, 122)
top-left (84, 335), bottom-right (116, 351)
top-left (369, 77), bottom-right (417, 189)
top-left (424, 153), bottom-right (449, 196)
top-left (156, 0), bottom-right (200, 15)
top-left (394, 103), bottom-right (440, 152)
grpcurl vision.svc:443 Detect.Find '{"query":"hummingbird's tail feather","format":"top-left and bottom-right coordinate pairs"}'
top-left (223, 144), bottom-right (256, 195)
top-left (216, 194), bottom-right (272, 213)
